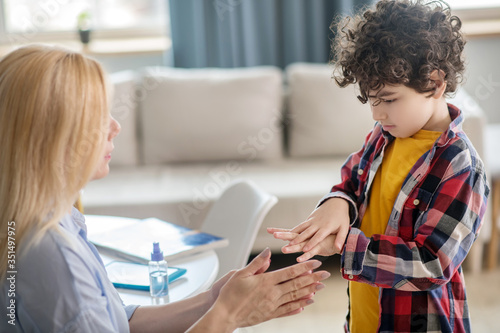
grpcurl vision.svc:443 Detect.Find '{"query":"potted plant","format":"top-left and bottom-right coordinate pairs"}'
top-left (77, 11), bottom-right (92, 44)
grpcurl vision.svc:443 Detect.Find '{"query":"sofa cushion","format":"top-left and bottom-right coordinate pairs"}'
top-left (286, 63), bottom-right (374, 158)
top-left (138, 66), bottom-right (284, 164)
top-left (108, 70), bottom-right (140, 167)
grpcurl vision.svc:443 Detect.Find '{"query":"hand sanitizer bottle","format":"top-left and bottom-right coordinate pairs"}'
top-left (149, 242), bottom-right (169, 303)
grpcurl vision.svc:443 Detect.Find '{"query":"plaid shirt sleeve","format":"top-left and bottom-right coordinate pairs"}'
top-left (319, 128), bottom-right (385, 225)
top-left (336, 129), bottom-right (489, 291)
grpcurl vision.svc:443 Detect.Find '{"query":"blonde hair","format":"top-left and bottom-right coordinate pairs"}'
top-left (0, 45), bottom-right (109, 278)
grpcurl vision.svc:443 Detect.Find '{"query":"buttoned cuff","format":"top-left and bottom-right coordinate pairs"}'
top-left (341, 228), bottom-right (370, 280)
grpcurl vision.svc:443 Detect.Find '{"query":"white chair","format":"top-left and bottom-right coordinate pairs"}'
top-left (201, 180), bottom-right (278, 280)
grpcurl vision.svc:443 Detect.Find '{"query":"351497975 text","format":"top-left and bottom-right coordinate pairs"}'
top-left (6, 221), bottom-right (17, 326)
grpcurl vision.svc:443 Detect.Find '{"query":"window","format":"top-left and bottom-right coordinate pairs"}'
top-left (447, 0), bottom-right (500, 21)
top-left (446, 0), bottom-right (500, 10)
top-left (1, 0), bottom-right (168, 43)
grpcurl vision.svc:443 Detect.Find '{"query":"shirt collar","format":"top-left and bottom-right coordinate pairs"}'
top-left (58, 206), bottom-right (87, 237)
top-left (436, 103), bottom-right (462, 147)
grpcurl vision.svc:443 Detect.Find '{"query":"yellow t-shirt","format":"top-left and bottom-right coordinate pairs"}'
top-left (349, 129), bottom-right (442, 333)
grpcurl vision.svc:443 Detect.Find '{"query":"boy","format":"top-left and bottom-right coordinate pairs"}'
top-left (268, 1), bottom-right (489, 332)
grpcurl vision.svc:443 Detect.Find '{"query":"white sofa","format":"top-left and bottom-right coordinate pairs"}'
top-left (82, 63), bottom-right (489, 261)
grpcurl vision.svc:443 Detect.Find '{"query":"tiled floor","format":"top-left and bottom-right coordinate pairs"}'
top-left (241, 254), bottom-right (500, 333)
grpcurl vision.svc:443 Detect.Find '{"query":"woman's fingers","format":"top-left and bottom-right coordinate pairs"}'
top-left (278, 291), bottom-right (318, 316)
top-left (278, 276), bottom-right (329, 305)
top-left (240, 247), bottom-right (272, 276)
top-left (278, 270), bottom-right (329, 294)
top-left (254, 257), bottom-right (272, 275)
top-left (248, 262), bottom-right (328, 325)
top-left (297, 270), bottom-right (313, 278)
top-left (274, 296), bottom-right (316, 318)
top-left (270, 271), bottom-right (330, 318)
top-left (212, 256), bottom-right (329, 328)
top-left (277, 307), bottom-right (305, 318)
top-left (268, 259), bottom-right (322, 285)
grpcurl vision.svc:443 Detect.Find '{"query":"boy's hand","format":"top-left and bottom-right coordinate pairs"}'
top-left (267, 198), bottom-right (350, 262)
top-left (267, 230), bottom-right (340, 261)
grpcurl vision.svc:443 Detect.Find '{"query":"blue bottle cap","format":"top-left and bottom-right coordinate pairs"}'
top-left (151, 242), bottom-right (164, 261)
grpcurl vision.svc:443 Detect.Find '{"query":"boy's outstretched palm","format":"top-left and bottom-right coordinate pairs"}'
top-left (268, 198), bottom-right (351, 262)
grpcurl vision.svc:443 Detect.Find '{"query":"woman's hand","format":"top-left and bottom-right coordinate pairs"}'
top-left (268, 198), bottom-right (351, 262)
top-left (200, 248), bottom-right (330, 331)
top-left (207, 250), bottom-right (271, 306)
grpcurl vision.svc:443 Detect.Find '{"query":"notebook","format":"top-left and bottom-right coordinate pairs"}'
top-left (105, 261), bottom-right (187, 291)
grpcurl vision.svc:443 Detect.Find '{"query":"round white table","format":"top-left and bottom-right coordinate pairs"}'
top-left (84, 214), bottom-right (219, 306)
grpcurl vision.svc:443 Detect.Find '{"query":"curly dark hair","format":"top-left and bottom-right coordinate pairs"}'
top-left (332, 0), bottom-right (465, 104)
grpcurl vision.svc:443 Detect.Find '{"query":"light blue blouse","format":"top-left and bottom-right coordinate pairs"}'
top-left (0, 207), bottom-right (139, 332)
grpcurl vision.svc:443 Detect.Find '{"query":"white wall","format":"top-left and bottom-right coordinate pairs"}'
top-left (462, 36), bottom-right (500, 123)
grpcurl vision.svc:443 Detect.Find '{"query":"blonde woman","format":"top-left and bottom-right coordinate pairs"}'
top-left (0, 45), bottom-right (330, 333)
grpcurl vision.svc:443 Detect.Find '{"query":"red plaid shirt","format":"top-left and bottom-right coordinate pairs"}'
top-left (323, 105), bottom-right (489, 332)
